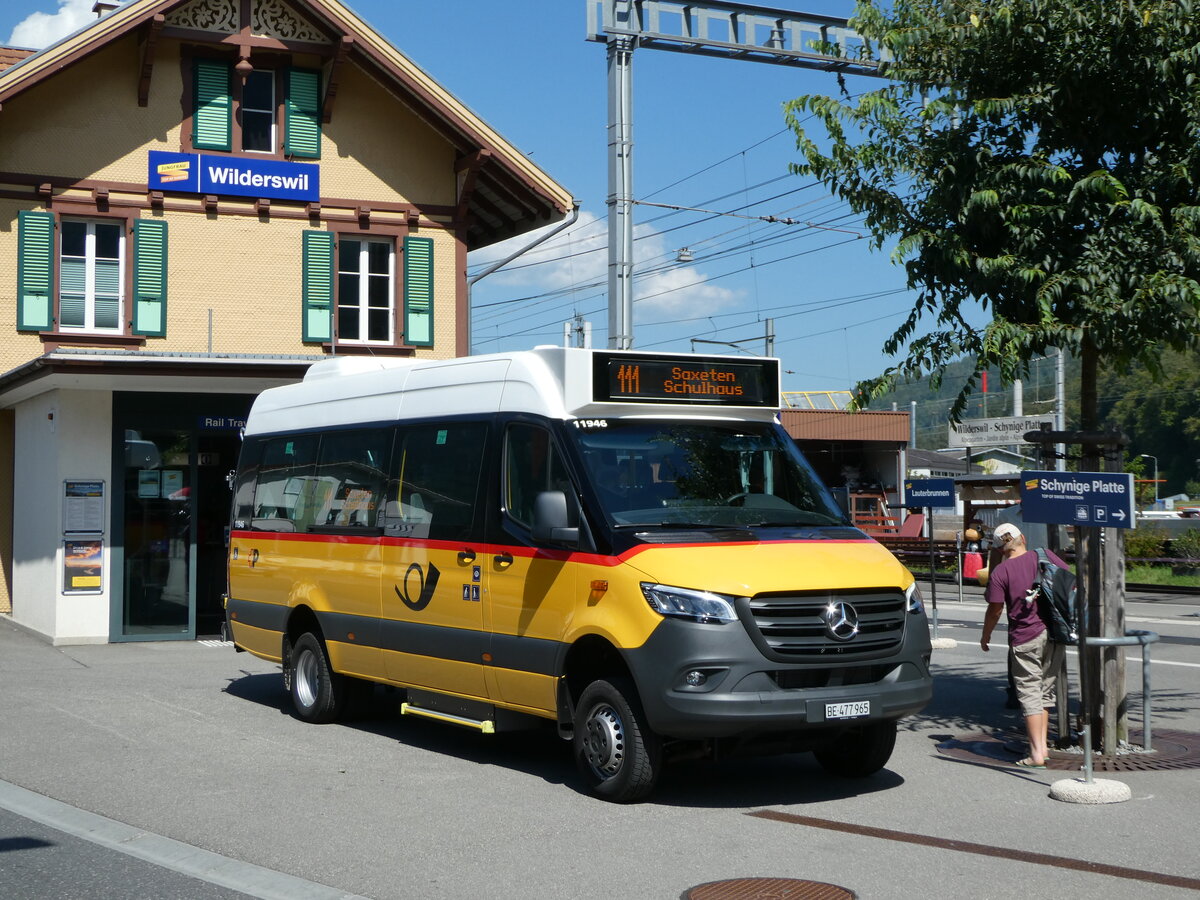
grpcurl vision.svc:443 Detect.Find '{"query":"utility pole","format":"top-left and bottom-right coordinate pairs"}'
top-left (588, 0), bottom-right (884, 349)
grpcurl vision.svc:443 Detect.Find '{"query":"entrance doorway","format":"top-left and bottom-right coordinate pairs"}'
top-left (113, 393), bottom-right (250, 640)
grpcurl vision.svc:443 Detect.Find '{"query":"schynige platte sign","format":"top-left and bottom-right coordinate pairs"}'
top-left (1019, 470), bottom-right (1136, 528)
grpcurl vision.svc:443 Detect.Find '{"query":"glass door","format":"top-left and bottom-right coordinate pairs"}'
top-left (122, 428), bottom-right (192, 636)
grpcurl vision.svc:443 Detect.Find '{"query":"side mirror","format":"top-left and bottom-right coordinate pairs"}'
top-left (532, 491), bottom-right (579, 546)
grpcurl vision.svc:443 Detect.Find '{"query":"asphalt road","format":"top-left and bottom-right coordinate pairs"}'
top-left (1, 586), bottom-right (1198, 900)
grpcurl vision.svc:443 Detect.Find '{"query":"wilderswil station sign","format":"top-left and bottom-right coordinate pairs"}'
top-left (948, 415), bottom-right (1056, 448)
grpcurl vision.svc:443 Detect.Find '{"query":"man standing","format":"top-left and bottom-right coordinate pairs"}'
top-left (980, 522), bottom-right (1067, 768)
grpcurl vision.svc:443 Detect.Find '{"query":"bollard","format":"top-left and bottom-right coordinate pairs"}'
top-left (1085, 630), bottom-right (1160, 753)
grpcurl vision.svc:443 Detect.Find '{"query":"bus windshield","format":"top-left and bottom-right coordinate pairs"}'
top-left (567, 419), bottom-right (848, 529)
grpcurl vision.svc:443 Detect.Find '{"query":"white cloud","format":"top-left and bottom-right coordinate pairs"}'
top-left (468, 209), bottom-right (742, 325)
top-left (7, 0), bottom-right (98, 49)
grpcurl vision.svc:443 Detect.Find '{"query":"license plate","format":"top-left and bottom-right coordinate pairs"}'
top-left (826, 701), bottom-right (870, 720)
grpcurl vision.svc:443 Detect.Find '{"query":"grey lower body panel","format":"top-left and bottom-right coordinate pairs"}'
top-left (625, 615), bottom-right (933, 740)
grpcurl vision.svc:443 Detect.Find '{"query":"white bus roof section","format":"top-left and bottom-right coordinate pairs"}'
top-left (244, 348), bottom-right (780, 435)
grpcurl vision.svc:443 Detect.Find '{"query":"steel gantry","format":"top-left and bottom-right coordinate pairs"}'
top-left (586, 0), bottom-right (886, 349)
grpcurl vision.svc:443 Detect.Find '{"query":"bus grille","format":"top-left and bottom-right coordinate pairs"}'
top-left (741, 590), bottom-right (907, 660)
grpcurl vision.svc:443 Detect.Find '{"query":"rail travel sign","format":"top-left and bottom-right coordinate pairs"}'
top-left (948, 415), bottom-right (1056, 448)
top-left (1019, 470), bottom-right (1136, 528)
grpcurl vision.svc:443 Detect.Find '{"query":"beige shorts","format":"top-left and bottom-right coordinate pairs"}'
top-left (1011, 630), bottom-right (1066, 718)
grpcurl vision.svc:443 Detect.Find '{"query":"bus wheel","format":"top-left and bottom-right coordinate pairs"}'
top-left (814, 720), bottom-right (897, 778)
top-left (287, 632), bottom-right (345, 724)
top-left (573, 678), bottom-right (661, 802)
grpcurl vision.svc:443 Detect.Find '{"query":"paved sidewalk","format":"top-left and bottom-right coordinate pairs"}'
top-left (2, 614), bottom-right (1199, 899)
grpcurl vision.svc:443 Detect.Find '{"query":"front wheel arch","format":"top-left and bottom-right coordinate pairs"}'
top-left (573, 676), bottom-right (662, 802)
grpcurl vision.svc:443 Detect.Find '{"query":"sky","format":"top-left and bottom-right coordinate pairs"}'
top-left (1, 0), bottom-right (986, 395)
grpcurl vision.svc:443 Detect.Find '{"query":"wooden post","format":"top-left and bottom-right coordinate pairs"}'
top-left (1102, 441), bottom-right (1129, 751)
top-left (1078, 443), bottom-right (1103, 746)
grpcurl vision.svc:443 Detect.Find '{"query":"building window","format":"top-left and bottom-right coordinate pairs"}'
top-left (241, 69), bottom-right (276, 153)
top-left (337, 237), bottom-right (394, 344)
top-left (191, 59), bottom-right (321, 159)
top-left (59, 219), bottom-right (124, 332)
top-left (301, 231), bottom-right (433, 347)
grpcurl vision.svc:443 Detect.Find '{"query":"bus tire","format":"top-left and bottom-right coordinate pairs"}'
top-left (814, 719), bottom-right (897, 777)
top-left (287, 632), bottom-right (345, 724)
top-left (573, 678), bottom-right (661, 803)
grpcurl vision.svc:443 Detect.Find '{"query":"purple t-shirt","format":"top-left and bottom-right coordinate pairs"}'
top-left (984, 549), bottom-right (1065, 646)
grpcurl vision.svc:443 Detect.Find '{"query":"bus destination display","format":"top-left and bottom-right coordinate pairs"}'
top-left (593, 353), bottom-right (776, 406)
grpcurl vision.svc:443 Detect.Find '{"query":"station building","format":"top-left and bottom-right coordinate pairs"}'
top-left (0, 0), bottom-right (572, 644)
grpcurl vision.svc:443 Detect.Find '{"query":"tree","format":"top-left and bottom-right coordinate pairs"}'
top-left (1101, 348), bottom-right (1200, 496)
top-left (786, 0), bottom-right (1200, 428)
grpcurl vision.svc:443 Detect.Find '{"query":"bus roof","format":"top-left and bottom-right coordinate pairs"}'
top-left (244, 347), bottom-right (781, 435)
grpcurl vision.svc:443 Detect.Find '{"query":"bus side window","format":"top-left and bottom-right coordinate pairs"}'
top-left (313, 429), bottom-right (389, 528)
top-left (385, 423), bottom-right (487, 542)
top-left (231, 438), bottom-right (262, 529)
top-left (251, 434), bottom-right (318, 532)
top-left (504, 423), bottom-right (576, 532)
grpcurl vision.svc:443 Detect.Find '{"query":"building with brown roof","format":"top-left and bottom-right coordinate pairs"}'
top-left (0, 0), bottom-right (572, 643)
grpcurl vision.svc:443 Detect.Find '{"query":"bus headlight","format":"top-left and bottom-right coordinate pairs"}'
top-left (641, 583), bottom-right (739, 625)
top-left (905, 581), bottom-right (925, 614)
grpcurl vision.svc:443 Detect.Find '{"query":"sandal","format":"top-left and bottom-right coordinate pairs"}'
top-left (1015, 758), bottom-right (1047, 769)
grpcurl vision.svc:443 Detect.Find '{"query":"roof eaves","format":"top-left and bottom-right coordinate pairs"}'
top-left (0, 0), bottom-right (173, 102)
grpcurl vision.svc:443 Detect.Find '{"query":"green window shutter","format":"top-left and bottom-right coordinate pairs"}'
top-left (17, 211), bottom-right (54, 332)
top-left (193, 59), bottom-right (232, 151)
top-left (285, 68), bottom-right (321, 160)
top-left (132, 219), bottom-right (168, 337)
top-left (302, 230), bottom-right (333, 342)
top-left (403, 236), bottom-right (434, 347)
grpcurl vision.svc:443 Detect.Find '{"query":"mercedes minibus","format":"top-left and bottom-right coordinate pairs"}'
top-left (225, 348), bottom-right (932, 801)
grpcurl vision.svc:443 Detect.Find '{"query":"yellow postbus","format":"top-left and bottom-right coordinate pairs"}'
top-left (226, 348), bottom-right (932, 801)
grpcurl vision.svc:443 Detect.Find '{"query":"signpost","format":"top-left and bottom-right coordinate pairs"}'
top-left (948, 414), bottom-right (1056, 448)
top-left (1020, 466), bottom-right (1138, 779)
top-left (903, 478), bottom-right (957, 638)
top-left (1019, 470), bottom-right (1136, 529)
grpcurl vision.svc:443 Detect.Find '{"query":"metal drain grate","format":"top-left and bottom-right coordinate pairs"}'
top-left (937, 729), bottom-right (1200, 772)
top-left (685, 878), bottom-right (855, 899)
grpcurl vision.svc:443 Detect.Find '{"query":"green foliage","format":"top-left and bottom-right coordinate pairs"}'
top-left (1125, 523), bottom-right (1169, 560)
top-left (787, 0), bottom-right (1200, 422)
top-left (1103, 348), bottom-right (1200, 495)
top-left (1171, 527), bottom-right (1200, 561)
top-left (1125, 564), bottom-right (1200, 587)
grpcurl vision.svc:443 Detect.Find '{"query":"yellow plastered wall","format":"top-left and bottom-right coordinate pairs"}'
top-left (0, 35), bottom-right (465, 363)
top-left (321, 65), bottom-right (457, 206)
top-left (157, 211), bottom-right (458, 356)
top-left (0, 36), bottom-right (458, 211)
top-left (1, 36), bottom-right (152, 185)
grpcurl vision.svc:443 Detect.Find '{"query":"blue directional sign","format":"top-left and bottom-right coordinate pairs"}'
top-left (1019, 470), bottom-right (1136, 528)
top-left (904, 478), bottom-right (956, 508)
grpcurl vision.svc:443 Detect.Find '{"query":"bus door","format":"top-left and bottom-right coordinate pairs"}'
top-left (484, 421), bottom-right (578, 715)
top-left (380, 422), bottom-right (491, 698)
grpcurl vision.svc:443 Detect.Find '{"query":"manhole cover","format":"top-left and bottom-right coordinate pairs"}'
top-left (937, 729), bottom-right (1200, 772)
top-left (685, 878), bottom-right (855, 899)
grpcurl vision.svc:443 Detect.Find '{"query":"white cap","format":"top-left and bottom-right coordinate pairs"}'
top-left (993, 522), bottom-right (1022, 544)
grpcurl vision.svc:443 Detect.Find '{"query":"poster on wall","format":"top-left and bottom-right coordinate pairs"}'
top-left (63, 480), bottom-right (105, 534)
top-left (138, 470), bottom-right (161, 499)
top-left (63, 538), bottom-right (103, 593)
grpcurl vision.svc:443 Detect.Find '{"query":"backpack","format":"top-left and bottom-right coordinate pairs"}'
top-left (1032, 548), bottom-right (1078, 645)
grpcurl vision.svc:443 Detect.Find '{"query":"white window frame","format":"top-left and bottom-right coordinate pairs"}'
top-left (336, 237), bottom-right (395, 345)
top-left (241, 68), bottom-right (276, 154)
top-left (58, 218), bottom-right (125, 333)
